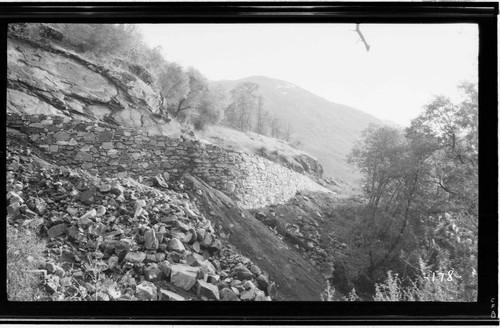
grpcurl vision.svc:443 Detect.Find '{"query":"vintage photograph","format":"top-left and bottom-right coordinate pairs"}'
top-left (6, 21), bottom-right (478, 303)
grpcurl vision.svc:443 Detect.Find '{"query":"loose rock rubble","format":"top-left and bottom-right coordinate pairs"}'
top-left (6, 135), bottom-right (275, 301)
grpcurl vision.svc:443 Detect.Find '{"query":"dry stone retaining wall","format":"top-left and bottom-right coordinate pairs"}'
top-left (7, 113), bottom-right (331, 208)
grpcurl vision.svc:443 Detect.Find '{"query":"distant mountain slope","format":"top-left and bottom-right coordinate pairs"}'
top-left (211, 76), bottom-right (386, 185)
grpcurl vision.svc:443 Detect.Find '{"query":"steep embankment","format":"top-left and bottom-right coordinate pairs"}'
top-left (183, 174), bottom-right (326, 300)
top-left (212, 76), bottom-right (385, 186)
top-left (7, 117), bottom-right (329, 301)
top-left (6, 32), bottom-right (335, 300)
top-left (7, 130), bottom-right (279, 301)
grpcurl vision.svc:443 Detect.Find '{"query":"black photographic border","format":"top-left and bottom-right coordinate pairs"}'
top-left (0, 2), bottom-right (497, 325)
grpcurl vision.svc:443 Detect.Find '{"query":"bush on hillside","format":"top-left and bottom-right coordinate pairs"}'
top-left (7, 224), bottom-right (47, 301)
top-left (374, 258), bottom-right (469, 301)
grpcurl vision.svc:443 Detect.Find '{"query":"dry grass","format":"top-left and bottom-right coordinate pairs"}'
top-left (198, 124), bottom-right (312, 162)
top-left (7, 224), bottom-right (47, 301)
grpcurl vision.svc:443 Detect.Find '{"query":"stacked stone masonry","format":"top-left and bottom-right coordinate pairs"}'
top-left (7, 113), bottom-right (331, 208)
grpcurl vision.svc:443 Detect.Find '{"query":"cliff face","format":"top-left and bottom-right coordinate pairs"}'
top-left (7, 35), bottom-right (166, 128)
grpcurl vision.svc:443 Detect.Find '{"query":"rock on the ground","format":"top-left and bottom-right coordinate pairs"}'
top-left (136, 281), bottom-right (157, 300)
top-left (167, 238), bottom-right (185, 253)
top-left (220, 287), bottom-right (240, 301)
top-left (196, 279), bottom-right (220, 301)
top-left (124, 251), bottom-right (146, 264)
top-left (144, 229), bottom-right (159, 250)
top-left (144, 263), bottom-right (163, 282)
top-left (47, 223), bottom-right (68, 238)
top-left (170, 264), bottom-right (199, 291)
top-left (159, 289), bottom-right (185, 301)
top-left (233, 263), bottom-right (253, 280)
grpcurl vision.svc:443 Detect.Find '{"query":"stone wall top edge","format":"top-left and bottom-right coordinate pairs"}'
top-left (7, 113), bottom-right (309, 180)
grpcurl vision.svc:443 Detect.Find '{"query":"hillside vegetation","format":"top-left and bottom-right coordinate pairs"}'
top-left (212, 76), bottom-right (386, 185)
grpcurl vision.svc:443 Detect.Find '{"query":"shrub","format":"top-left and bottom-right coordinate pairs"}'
top-left (128, 64), bottom-right (155, 86)
top-left (257, 146), bottom-right (268, 155)
top-left (373, 271), bottom-right (407, 301)
top-left (7, 224), bottom-right (47, 301)
top-left (342, 288), bottom-right (361, 301)
top-left (320, 280), bottom-right (336, 301)
top-left (373, 258), bottom-right (469, 302)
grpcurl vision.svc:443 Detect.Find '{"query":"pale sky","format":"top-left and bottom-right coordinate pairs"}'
top-left (140, 24), bottom-right (478, 127)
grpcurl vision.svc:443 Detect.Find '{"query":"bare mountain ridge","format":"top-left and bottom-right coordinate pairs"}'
top-left (211, 75), bottom-right (386, 186)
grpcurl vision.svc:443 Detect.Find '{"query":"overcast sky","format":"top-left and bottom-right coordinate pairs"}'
top-left (140, 24), bottom-right (478, 127)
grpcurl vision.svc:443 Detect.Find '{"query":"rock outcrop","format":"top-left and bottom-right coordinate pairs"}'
top-left (7, 33), bottom-right (168, 128)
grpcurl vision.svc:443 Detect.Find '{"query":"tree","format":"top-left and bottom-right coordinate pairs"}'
top-left (156, 62), bottom-right (190, 115)
top-left (225, 82), bottom-right (259, 131)
top-left (407, 82), bottom-right (478, 217)
top-left (348, 83), bottom-right (478, 299)
top-left (283, 122), bottom-right (293, 142)
top-left (255, 95), bottom-right (267, 135)
top-left (54, 24), bottom-right (144, 57)
top-left (348, 124), bottom-right (408, 217)
top-left (192, 86), bottom-right (226, 130)
top-left (269, 117), bottom-right (283, 139)
top-left (171, 67), bottom-right (209, 122)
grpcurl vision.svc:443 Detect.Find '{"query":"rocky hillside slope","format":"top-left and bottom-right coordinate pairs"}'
top-left (6, 30), bottom-right (341, 301)
top-left (8, 129), bottom-right (331, 301)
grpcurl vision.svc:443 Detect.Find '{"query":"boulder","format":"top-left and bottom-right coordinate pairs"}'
top-left (242, 280), bottom-right (256, 290)
top-left (136, 281), bottom-right (157, 300)
top-left (159, 289), bottom-right (185, 301)
top-left (47, 223), bottom-right (68, 238)
top-left (240, 289), bottom-right (256, 301)
top-left (250, 264), bottom-right (262, 276)
top-left (144, 263), bottom-right (163, 282)
top-left (256, 274), bottom-right (269, 291)
top-left (196, 279), bottom-right (220, 301)
top-left (98, 183), bottom-right (111, 193)
top-left (170, 264), bottom-right (199, 290)
top-left (220, 287), bottom-right (240, 301)
top-left (144, 229), bottom-right (159, 250)
top-left (233, 264), bottom-right (253, 280)
top-left (167, 238), bottom-right (185, 253)
top-left (153, 175), bottom-right (168, 188)
top-left (80, 209), bottom-right (97, 221)
top-left (96, 205), bottom-right (106, 217)
top-left (254, 290), bottom-right (269, 301)
top-left (108, 255), bottom-right (119, 270)
top-left (185, 252), bottom-right (206, 266)
top-left (66, 207), bottom-right (79, 216)
top-left (192, 241), bottom-right (201, 253)
top-left (208, 239), bottom-right (223, 254)
top-left (183, 230), bottom-right (196, 244)
top-left (267, 282), bottom-right (277, 300)
top-left (68, 225), bottom-right (86, 243)
top-left (158, 261), bottom-right (172, 278)
top-left (46, 262), bottom-right (65, 278)
top-left (80, 187), bottom-right (96, 204)
top-left (124, 251), bottom-right (146, 264)
top-left (200, 233), bottom-right (214, 248)
top-left (77, 217), bottom-right (93, 227)
top-left (110, 181), bottom-right (124, 196)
